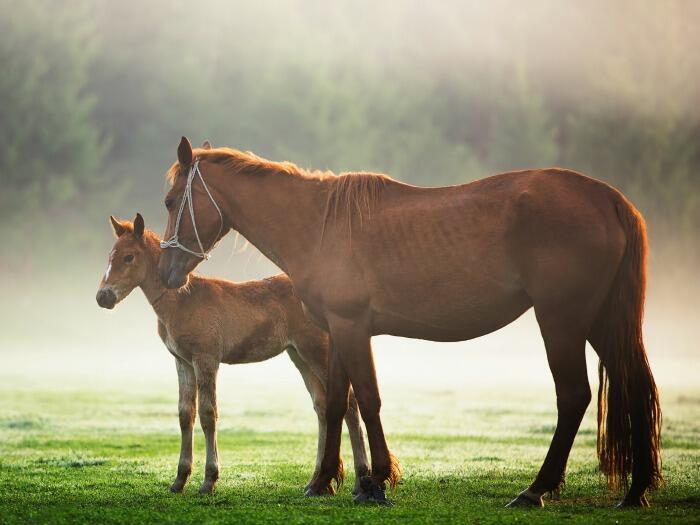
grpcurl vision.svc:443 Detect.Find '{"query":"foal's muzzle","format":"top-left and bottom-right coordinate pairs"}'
top-left (96, 288), bottom-right (117, 309)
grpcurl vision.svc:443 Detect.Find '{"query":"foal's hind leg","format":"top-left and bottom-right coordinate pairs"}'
top-left (171, 357), bottom-right (197, 493)
top-left (286, 348), bottom-right (331, 495)
top-left (507, 306), bottom-right (591, 507)
top-left (193, 357), bottom-right (220, 495)
top-left (345, 389), bottom-right (371, 495)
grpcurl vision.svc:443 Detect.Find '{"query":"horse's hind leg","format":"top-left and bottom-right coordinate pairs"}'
top-left (507, 305), bottom-right (591, 507)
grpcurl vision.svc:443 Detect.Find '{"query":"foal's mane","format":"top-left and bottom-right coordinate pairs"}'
top-left (165, 147), bottom-right (391, 236)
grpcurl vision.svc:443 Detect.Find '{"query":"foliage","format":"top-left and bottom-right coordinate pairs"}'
top-left (0, 1), bottom-right (108, 219)
top-left (1, 0), bottom-right (698, 270)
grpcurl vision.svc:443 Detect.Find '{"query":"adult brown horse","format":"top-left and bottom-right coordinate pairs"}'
top-left (158, 137), bottom-right (661, 508)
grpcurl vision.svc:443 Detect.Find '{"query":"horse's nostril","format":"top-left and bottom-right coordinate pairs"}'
top-left (96, 289), bottom-right (117, 309)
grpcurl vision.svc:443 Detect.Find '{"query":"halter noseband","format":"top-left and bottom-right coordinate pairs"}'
top-left (160, 160), bottom-right (224, 259)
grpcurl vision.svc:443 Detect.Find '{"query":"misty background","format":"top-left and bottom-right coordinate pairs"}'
top-left (1, 1), bottom-right (698, 399)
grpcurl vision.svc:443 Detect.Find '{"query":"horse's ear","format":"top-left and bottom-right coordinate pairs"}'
top-left (177, 136), bottom-right (193, 168)
top-left (133, 213), bottom-right (145, 239)
top-left (110, 215), bottom-right (127, 237)
top-left (202, 140), bottom-right (212, 150)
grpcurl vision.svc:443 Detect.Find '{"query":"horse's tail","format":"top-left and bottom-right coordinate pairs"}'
top-left (591, 196), bottom-right (661, 493)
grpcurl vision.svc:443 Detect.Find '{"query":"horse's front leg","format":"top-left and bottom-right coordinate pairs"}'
top-left (328, 314), bottom-right (400, 505)
top-left (306, 340), bottom-right (349, 495)
top-left (193, 356), bottom-right (220, 494)
top-left (171, 357), bottom-right (197, 493)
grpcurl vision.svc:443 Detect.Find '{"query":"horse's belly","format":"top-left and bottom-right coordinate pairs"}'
top-left (371, 288), bottom-right (532, 342)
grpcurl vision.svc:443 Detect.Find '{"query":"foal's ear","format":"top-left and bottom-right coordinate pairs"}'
top-left (110, 215), bottom-right (127, 237)
top-left (133, 213), bottom-right (145, 239)
top-left (201, 140), bottom-right (212, 150)
top-left (177, 136), bottom-right (193, 168)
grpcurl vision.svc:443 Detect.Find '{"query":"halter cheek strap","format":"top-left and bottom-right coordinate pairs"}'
top-left (160, 160), bottom-right (224, 259)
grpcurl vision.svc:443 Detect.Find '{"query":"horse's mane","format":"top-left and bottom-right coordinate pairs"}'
top-left (165, 147), bottom-right (391, 236)
top-left (322, 172), bottom-right (389, 238)
top-left (165, 147), bottom-right (310, 184)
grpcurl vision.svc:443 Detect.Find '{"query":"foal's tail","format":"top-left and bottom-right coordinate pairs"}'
top-left (590, 197), bottom-right (661, 493)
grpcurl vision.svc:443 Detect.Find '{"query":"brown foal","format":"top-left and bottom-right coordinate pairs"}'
top-left (158, 138), bottom-right (661, 508)
top-left (96, 214), bottom-right (369, 495)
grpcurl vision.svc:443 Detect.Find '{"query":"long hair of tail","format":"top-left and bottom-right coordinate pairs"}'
top-left (593, 198), bottom-right (662, 492)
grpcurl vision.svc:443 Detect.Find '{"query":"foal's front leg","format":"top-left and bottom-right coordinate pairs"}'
top-left (171, 357), bottom-right (197, 492)
top-left (193, 356), bottom-right (220, 494)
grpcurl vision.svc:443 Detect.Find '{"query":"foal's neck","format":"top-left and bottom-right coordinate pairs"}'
top-left (140, 238), bottom-right (177, 320)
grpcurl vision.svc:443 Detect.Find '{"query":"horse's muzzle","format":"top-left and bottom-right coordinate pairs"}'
top-left (96, 288), bottom-right (117, 309)
top-left (158, 251), bottom-right (191, 289)
top-left (163, 269), bottom-right (188, 290)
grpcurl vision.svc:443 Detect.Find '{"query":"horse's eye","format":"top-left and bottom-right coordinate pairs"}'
top-left (165, 197), bottom-right (174, 210)
top-left (124, 254), bottom-right (134, 263)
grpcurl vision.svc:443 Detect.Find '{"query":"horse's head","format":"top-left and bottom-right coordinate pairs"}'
top-left (159, 137), bottom-right (228, 289)
top-left (96, 213), bottom-right (150, 309)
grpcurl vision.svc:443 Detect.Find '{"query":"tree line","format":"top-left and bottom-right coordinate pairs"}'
top-left (1, 0), bottom-right (698, 270)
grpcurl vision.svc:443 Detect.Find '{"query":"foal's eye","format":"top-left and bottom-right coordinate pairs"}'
top-left (165, 197), bottom-right (174, 210)
top-left (123, 254), bottom-right (134, 263)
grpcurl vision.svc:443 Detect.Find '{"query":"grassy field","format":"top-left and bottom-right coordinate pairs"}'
top-left (0, 382), bottom-right (698, 525)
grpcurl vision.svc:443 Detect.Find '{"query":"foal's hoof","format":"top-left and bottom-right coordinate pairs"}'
top-left (198, 482), bottom-right (216, 495)
top-left (304, 484), bottom-right (333, 497)
top-left (353, 476), bottom-right (394, 507)
top-left (505, 490), bottom-right (544, 508)
top-left (169, 479), bottom-right (187, 493)
top-left (616, 494), bottom-right (650, 508)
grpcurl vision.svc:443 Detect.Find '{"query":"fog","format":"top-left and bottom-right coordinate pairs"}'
top-left (1, 0), bottom-right (698, 395)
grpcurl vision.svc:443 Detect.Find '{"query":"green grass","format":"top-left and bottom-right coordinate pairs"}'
top-left (0, 385), bottom-right (698, 524)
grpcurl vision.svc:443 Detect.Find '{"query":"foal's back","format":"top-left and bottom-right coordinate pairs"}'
top-left (163, 273), bottom-right (326, 365)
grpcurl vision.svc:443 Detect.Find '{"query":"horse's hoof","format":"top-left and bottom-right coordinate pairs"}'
top-left (353, 476), bottom-right (394, 507)
top-left (616, 494), bottom-right (649, 508)
top-left (505, 491), bottom-right (544, 508)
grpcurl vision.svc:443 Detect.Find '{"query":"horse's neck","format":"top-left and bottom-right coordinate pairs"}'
top-left (219, 168), bottom-right (327, 273)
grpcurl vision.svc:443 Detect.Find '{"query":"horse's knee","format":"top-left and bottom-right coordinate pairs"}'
top-left (355, 394), bottom-right (381, 426)
top-left (178, 403), bottom-right (195, 429)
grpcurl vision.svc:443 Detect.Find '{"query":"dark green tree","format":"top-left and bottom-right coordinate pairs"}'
top-left (0, 1), bottom-right (108, 220)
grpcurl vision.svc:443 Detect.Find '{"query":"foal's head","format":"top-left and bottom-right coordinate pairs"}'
top-left (96, 213), bottom-right (156, 309)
